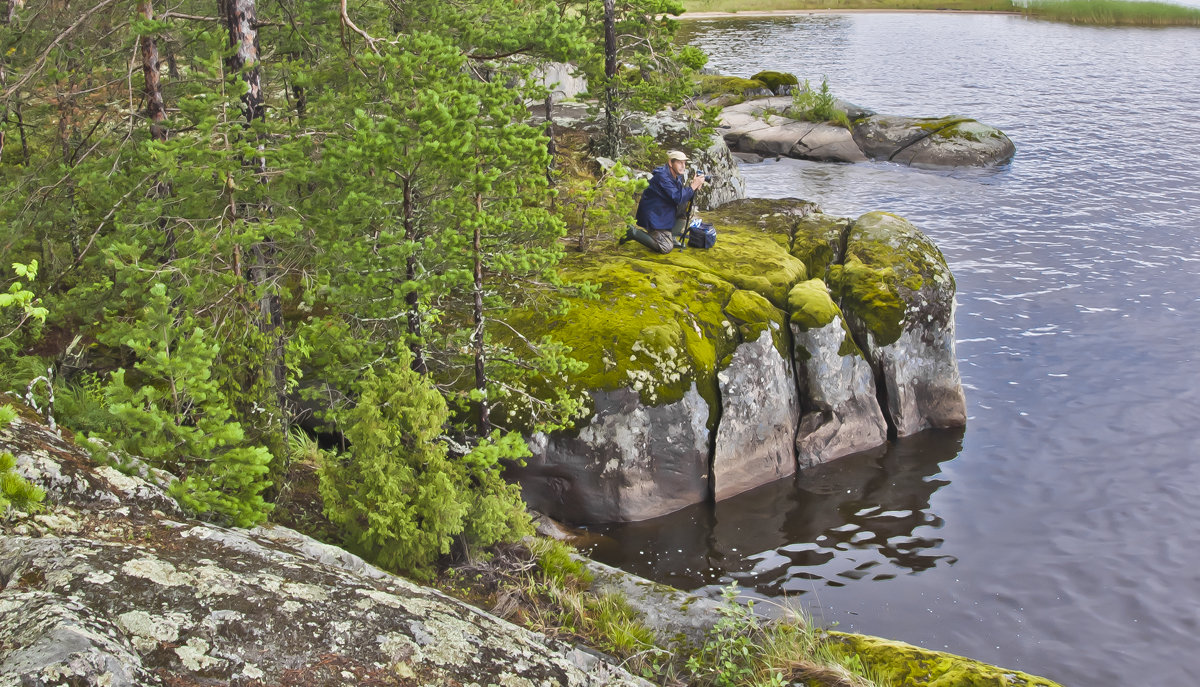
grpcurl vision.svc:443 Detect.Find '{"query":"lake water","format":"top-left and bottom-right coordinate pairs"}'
top-left (582, 13), bottom-right (1200, 686)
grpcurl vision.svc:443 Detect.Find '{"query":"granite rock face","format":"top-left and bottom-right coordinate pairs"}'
top-left (789, 312), bottom-right (888, 468)
top-left (0, 416), bottom-right (648, 687)
top-left (712, 330), bottom-right (800, 500)
top-left (522, 385), bottom-right (711, 524)
top-left (718, 96), bottom-right (1014, 168)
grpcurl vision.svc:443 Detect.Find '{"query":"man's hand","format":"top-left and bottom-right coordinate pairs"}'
top-left (690, 173), bottom-right (706, 190)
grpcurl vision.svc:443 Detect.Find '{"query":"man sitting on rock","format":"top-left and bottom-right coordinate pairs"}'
top-left (622, 150), bottom-right (705, 253)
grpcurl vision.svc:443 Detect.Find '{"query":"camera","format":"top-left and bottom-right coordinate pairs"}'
top-left (695, 170), bottom-right (718, 182)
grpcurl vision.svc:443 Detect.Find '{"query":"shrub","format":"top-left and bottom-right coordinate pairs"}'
top-left (318, 354), bottom-right (532, 580)
top-left (791, 77), bottom-right (854, 129)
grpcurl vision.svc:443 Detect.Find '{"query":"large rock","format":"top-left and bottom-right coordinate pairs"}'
top-left (718, 97), bottom-right (1013, 168)
top-left (523, 385), bottom-right (711, 524)
top-left (829, 212), bottom-right (967, 435)
top-left (719, 97), bottom-right (867, 164)
top-left (852, 115), bottom-right (1015, 168)
top-left (514, 198), bottom-right (966, 523)
top-left (0, 416), bottom-right (648, 687)
top-left (788, 279), bottom-right (888, 468)
top-left (712, 328), bottom-right (799, 500)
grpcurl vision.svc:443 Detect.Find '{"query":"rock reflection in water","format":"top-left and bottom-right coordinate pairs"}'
top-left (581, 429), bottom-right (963, 597)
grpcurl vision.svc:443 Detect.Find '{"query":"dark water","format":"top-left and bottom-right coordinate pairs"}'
top-left (583, 14), bottom-right (1200, 687)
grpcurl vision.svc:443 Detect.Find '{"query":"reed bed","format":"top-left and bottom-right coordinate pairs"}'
top-left (680, 0), bottom-right (1015, 13)
top-left (1019, 0), bottom-right (1200, 26)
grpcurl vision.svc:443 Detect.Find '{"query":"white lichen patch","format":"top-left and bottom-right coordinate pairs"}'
top-left (282, 581), bottom-right (328, 603)
top-left (84, 570), bottom-right (114, 585)
top-left (33, 512), bottom-right (79, 533)
top-left (498, 674), bottom-right (537, 687)
top-left (175, 637), bottom-right (223, 671)
top-left (379, 631), bottom-right (421, 662)
top-left (419, 613), bottom-right (480, 666)
top-left (122, 557), bottom-right (194, 587)
top-left (242, 662), bottom-right (265, 679)
top-left (282, 600), bottom-right (303, 614)
top-left (117, 610), bottom-right (186, 651)
top-left (94, 465), bottom-right (145, 494)
top-left (355, 588), bottom-right (404, 609)
top-left (193, 564), bottom-right (239, 597)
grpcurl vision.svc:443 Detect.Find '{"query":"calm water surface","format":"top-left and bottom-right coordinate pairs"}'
top-left (583, 14), bottom-right (1200, 686)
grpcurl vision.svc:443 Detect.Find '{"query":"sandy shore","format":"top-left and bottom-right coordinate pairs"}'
top-left (679, 8), bottom-right (1021, 18)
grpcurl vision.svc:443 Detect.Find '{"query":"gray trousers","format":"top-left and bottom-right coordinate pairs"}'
top-left (631, 216), bottom-right (688, 254)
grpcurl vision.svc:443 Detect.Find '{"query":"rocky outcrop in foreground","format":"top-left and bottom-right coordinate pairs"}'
top-left (0, 415), bottom-right (645, 686)
top-left (0, 413), bottom-right (1062, 687)
top-left (511, 198), bottom-right (967, 524)
top-left (719, 96), bottom-right (1015, 168)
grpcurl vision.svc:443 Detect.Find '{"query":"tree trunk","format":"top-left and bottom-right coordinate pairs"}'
top-left (473, 188), bottom-right (489, 434)
top-left (403, 175), bottom-right (427, 375)
top-left (602, 0), bottom-right (618, 158)
top-left (138, 0), bottom-right (167, 142)
top-left (220, 0), bottom-right (287, 439)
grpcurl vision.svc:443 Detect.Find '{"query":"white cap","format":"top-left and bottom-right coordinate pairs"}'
top-left (667, 150), bottom-right (689, 162)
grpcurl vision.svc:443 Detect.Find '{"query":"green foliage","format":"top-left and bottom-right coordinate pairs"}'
top-left (317, 356), bottom-right (532, 580)
top-left (0, 0), bottom-right (690, 544)
top-left (534, 538), bottom-right (594, 586)
top-left (1, 451), bottom-right (46, 515)
top-left (558, 163), bottom-right (647, 251)
top-left (98, 283), bottom-right (272, 526)
top-left (791, 78), bottom-right (854, 129)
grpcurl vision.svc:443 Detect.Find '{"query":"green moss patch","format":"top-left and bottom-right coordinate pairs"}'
top-left (787, 278), bottom-right (839, 331)
top-left (829, 632), bottom-right (1064, 687)
top-left (629, 207), bottom-right (808, 310)
top-left (723, 289), bottom-right (788, 357)
top-left (516, 254), bottom-right (742, 427)
top-left (828, 211), bottom-right (954, 348)
top-left (696, 74), bottom-right (769, 97)
top-left (750, 70), bottom-right (799, 91)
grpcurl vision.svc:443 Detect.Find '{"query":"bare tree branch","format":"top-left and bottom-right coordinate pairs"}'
top-left (2, 0), bottom-right (120, 101)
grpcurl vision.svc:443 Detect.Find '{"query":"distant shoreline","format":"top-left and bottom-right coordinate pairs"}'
top-left (679, 8), bottom-right (1022, 18)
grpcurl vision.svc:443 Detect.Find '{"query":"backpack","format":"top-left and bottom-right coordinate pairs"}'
top-left (679, 219), bottom-right (717, 249)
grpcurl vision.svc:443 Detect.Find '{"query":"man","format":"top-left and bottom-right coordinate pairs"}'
top-left (623, 150), bottom-right (705, 253)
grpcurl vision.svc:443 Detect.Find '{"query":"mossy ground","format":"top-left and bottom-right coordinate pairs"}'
top-left (828, 632), bottom-right (1064, 687)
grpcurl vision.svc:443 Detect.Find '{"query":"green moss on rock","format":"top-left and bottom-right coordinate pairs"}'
top-left (696, 74), bottom-right (769, 97)
top-left (787, 278), bottom-right (839, 331)
top-left (750, 70), bottom-right (799, 91)
top-left (828, 211), bottom-right (954, 348)
top-left (788, 212), bottom-right (847, 279)
top-left (724, 289), bottom-right (788, 357)
top-left (828, 632), bottom-right (1064, 687)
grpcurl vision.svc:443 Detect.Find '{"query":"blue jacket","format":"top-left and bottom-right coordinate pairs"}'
top-left (636, 164), bottom-right (695, 231)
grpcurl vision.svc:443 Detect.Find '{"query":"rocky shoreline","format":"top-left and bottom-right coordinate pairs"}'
top-left (0, 412), bottom-right (1063, 686)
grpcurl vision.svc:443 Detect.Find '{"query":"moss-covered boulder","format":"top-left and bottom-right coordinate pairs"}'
top-left (851, 115), bottom-right (1015, 168)
top-left (514, 198), bottom-right (965, 523)
top-left (830, 211), bottom-right (967, 436)
top-left (750, 70), bottom-right (799, 94)
top-left (829, 632), bottom-right (1063, 687)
